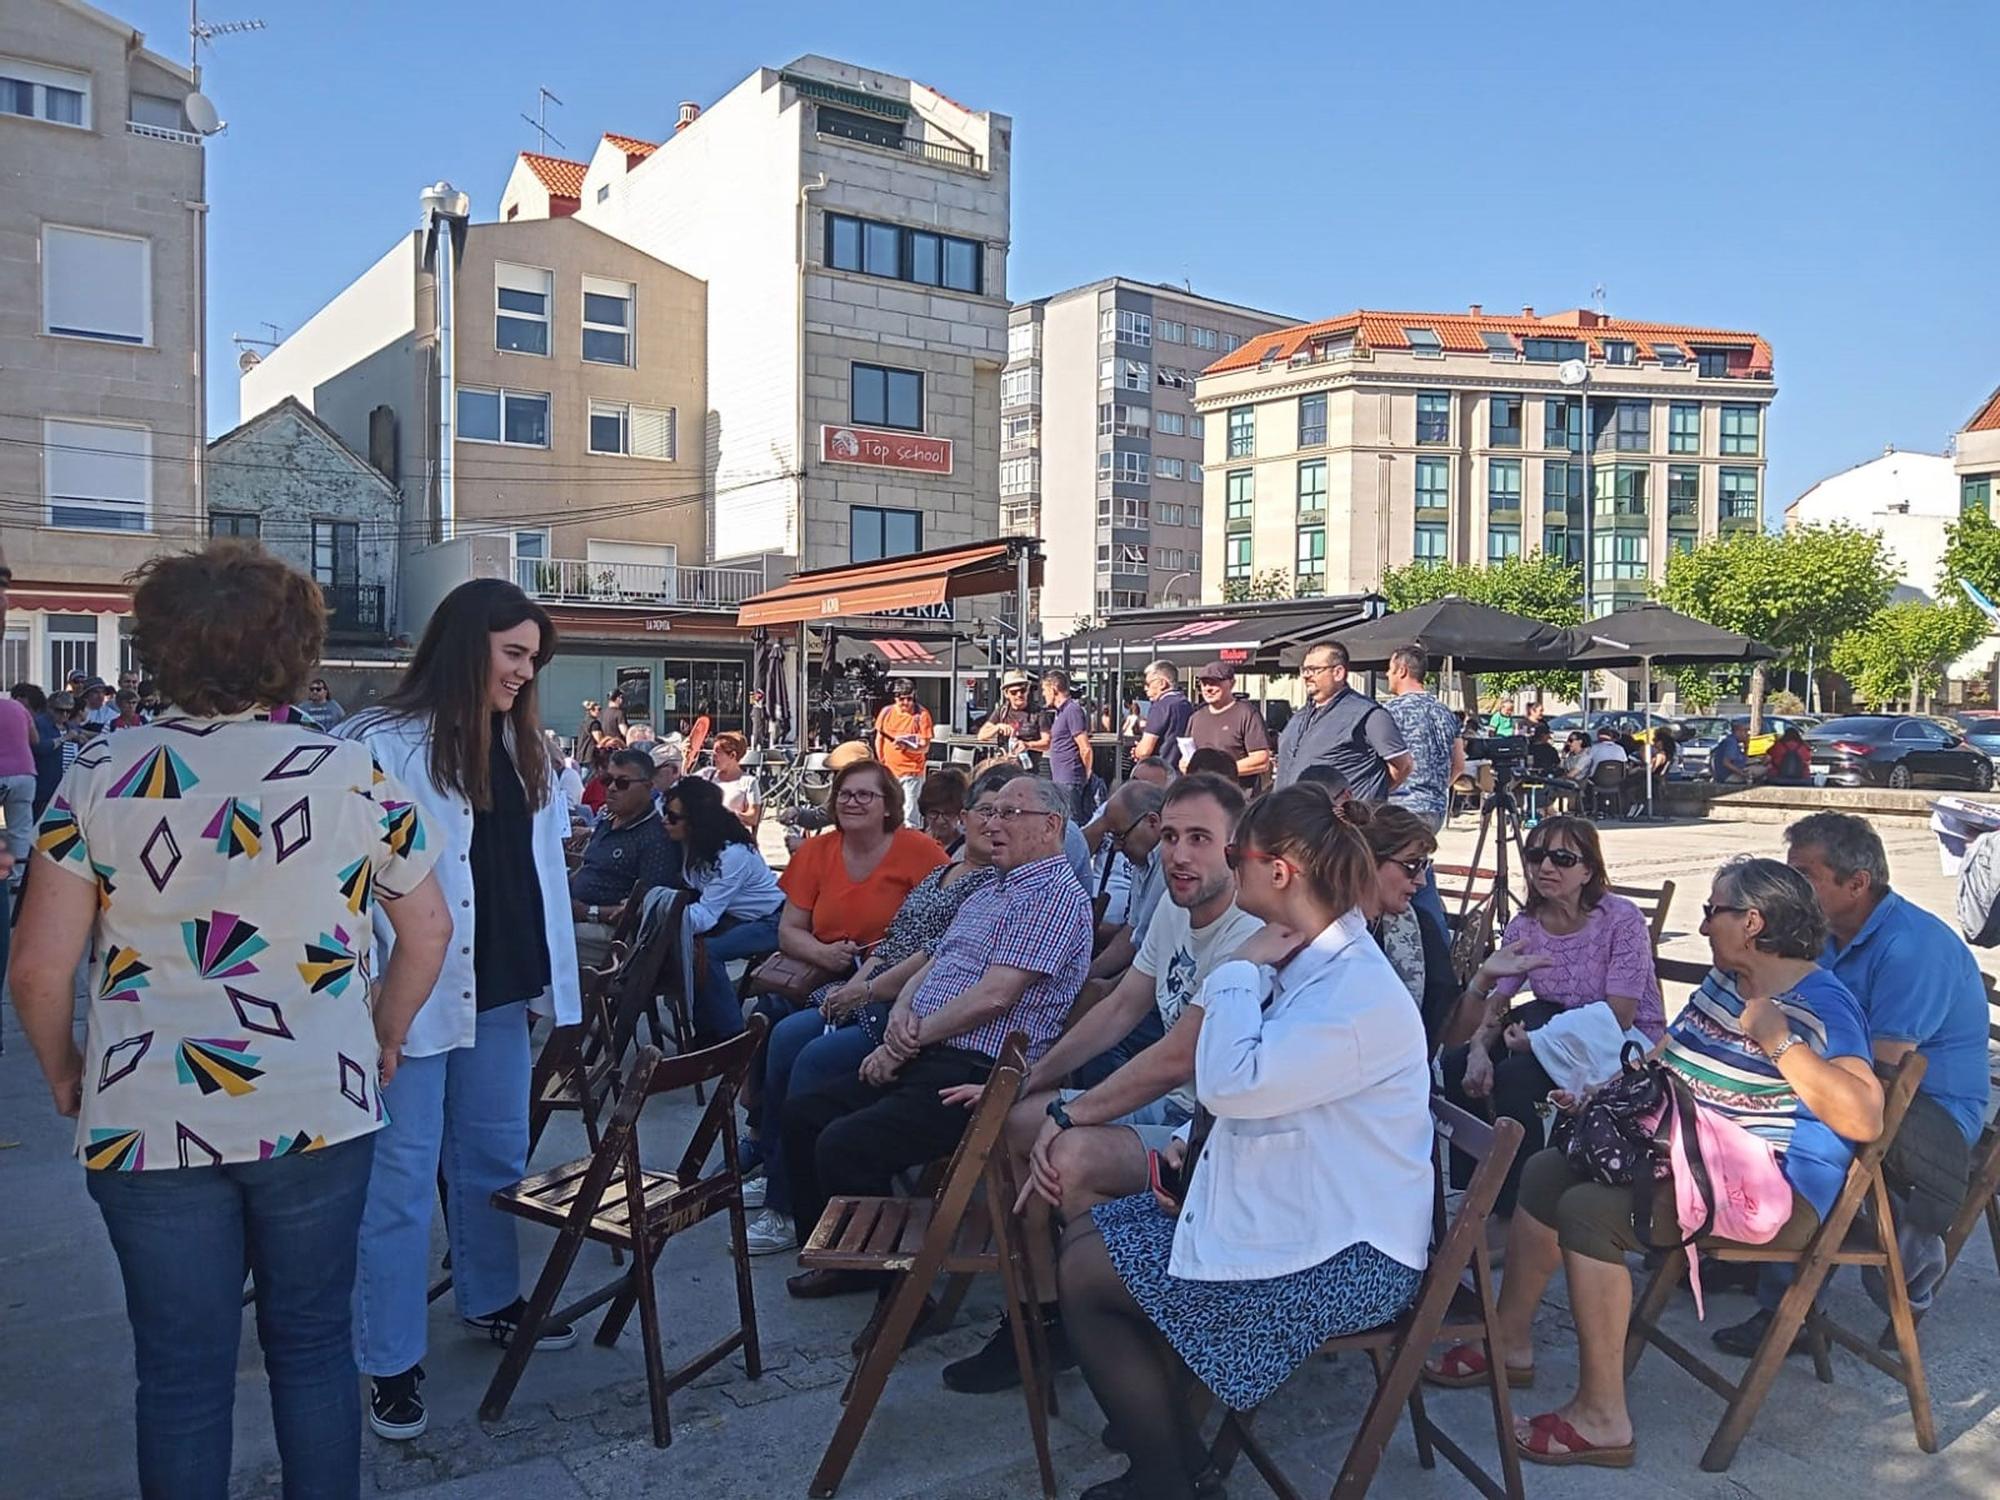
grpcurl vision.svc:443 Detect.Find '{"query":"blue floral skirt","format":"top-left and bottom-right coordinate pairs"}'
top-left (1092, 1192), bottom-right (1423, 1411)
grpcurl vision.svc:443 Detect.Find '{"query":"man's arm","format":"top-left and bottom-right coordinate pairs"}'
top-left (1089, 924), bottom-right (1138, 981)
top-left (911, 962), bottom-right (1038, 1047)
top-left (1074, 729), bottom-right (1094, 777)
top-left (1236, 747), bottom-right (1272, 778)
top-left (1060, 1005), bottom-right (1201, 1126)
top-left (1237, 708), bottom-right (1272, 778)
top-left (1131, 731), bottom-right (1161, 762)
top-left (1022, 965), bottom-right (1158, 1093)
top-left (1450, 734), bottom-right (1467, 782)
top-left (1384, 752), bottom-right (1416, 788)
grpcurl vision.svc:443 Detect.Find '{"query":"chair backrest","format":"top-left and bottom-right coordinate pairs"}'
top-left (1423, 1096), bottom-right (1525, 1294)
top-left (1610, 879), bottom-right (1675, 950)
top-left (929, 1032), bottom-right (1029, 1214)
top-left (1592, 759), bottom-right (1629, 788)
top-left (1785, 1051), bottom-right (1928, 1268)
top-left (636, 1014), bottom-right (769, 1187)
top-left (1446, 895), bottom-right (1496, 988)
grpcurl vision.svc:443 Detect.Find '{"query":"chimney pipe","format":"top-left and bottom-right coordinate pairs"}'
top-left (1467, 303), bottom-right (1482, 316)
top-left (676, 101), bottom-right (700, 132)
top-left (419, 180), bottom-right (471, 541)
top-left (1521, 304), bottom-right (1535, 318)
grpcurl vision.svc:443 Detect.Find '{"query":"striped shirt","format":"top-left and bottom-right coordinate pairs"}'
top-left (1661, 966), bottom-right (1873, 1217)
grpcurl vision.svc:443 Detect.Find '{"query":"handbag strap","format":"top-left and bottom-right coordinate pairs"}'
top-left (1633, 1067), bottom-right (1716, 1251)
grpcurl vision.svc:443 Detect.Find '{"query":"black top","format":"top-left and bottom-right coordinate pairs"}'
top-left (470, 716), bottom-right (550, 1010)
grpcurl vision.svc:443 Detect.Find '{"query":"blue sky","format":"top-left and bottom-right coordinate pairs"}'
top-left (136, 0), bottom-right (1996, 512)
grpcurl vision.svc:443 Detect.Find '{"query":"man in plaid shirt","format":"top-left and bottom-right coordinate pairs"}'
top-left (781, 774), bottom-right (1090, 1297)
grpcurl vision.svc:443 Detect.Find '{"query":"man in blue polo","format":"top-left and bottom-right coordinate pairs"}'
top-left (1713, 811), bottom-right (1990, 1355)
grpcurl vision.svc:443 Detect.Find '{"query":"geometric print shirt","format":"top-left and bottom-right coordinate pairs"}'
top-left (34, 710), bottom-right (440, 1171)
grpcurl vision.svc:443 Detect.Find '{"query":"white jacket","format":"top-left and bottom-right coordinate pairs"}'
top-left (343, 711), bottom-right (581, 1057)
top-left (1174, 910), bottom-right (1433, 1281)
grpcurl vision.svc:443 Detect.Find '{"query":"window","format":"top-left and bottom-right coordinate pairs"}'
top-left (1593, 464), bottom-right (1649, 517)
top-left (1416, 392), bottom-right (1450, 445)
top-left (1101, 308), bottom-right (1152, 346)
top-left (1963, 475), bottom-right (1994, 514)
top-left (47, 615), bottom-right (99, 686)
top-left (1004, 413), bottom-right (1039, 447)
top-left (311, 520), bottom-right (360, 587)
top-left (1296, 527), bottom-right (1326, 592)
top-left (1158, 319), bottom-right (1185, 343)
top-left (514, 530), bottom-right (547, 561)
top-left (1186, 501), bottom-right (1201, 529)
top-left (1, 56), bottom-right (88, 126)
top-left (850, 505), bottom-right (922, 563)
top-left (1543, 524), bottom-right (1574, 563)
top-left (588, 401), bottom-right (676, 459)
top-left (458, 386), bottom-right (549, 447)
top-left (1189, 415), bottom-right (1206, 440)
top-left (581, 276), bottom-right (633, 365)
top-left (1543, 396), bottom-right (1581, 452)
top-left (1299, 392), bottom-right (1327, 447)
top-left (1158, 504), bottom-right (1183, 527)
top-left (1097, 495), bottom-right (1151, 527)
top-left (1653, 344), bottom-right (1687, 369)
top-left (1154, 455), bottom-right (1183, 479)
top-left (1222, 332), bottom-right (1243, 353)
top-left (494, 263), bottom-right (551, 355)
top-left (1297, 459), bottom-right (1326, 516)
top-left (1097, 543), bottom-right (1149, 575)
top-left (1543, 460), bottom-right (1581, 514)
top-left (1188, 463), bottom-right (1204, 484)
top-left (1720, 405), bottom-right (1761, 455)
top-left (1415, 456), bottom-right (1449, 511)
top-left (852, 362), bottom-right (924, 431)
top-left (1719, 468), bottom-right (1760, 521)
top-left (1157, 548), bottom-right (1184, 571)
top-left (42, 226), bottom-right (150, 344)
top-left (1189, 325), bottom-right (1218, 351)
top-left (1000, 457), bottom-right (1039, 494)
top-left (1225, 469), bottom-right (1254, 526)
top-left (1007, 321), bottom-right (1040, 362)
top-left (1697, 350), bottom-right (1731, 378)
top-left (1102, 357), bottom-right (1149, 390)
top-left (1099, 451), bottom-right (1150, 486)
top-left (1, 628), bottom-right (27, 688)
top-left (1002, 367), bottom-right (1040, 408)
top-left (1097, 403), bottom-right (1150, 436)
top-left (210, 511), bottom-right (260, 539)
top-left (129, 92), bottom-right (185, 130)
top-left (1668, 466), bottom-right (1700, 518)
top-left (1490, 394), bottom-right (1522, 447)
top-left (1403, 326), bottom-right (1442, 355)
top-left (1488, 458), bottom-right (1522, 512)
top-left (1224, 534), bottom-right (1252, 581)
top-left (1155, 410), bottom-right (1185, 436)
top-left (1604, 340), bottom-right (1636, 366)
top-left (818, 102), bottom-right (904, 149)
top-left (825, 213), bottom-right (982, 293)
top-left (1668, 403), bottom-right (1701, 454)
top-left (1593, 532), bottom-right (1649, 581)
top-left (1607, 400), bottom-right (1650, 452)
top-left (1481, 329), bottom-right (1518, 360)
top-left (1522, 337), bottom-right (1585, 363)
top-left (1488, 524), bottom-right (1521, 564)
top-left (596, 183), bottom-right (611, 205)
top-left (1227, 406), bottom-right (1255, 458)
top-left (1155, 365), bottom-right (1191, 390)
top-left (1671, 532), bottom-right (1696, 555)
top-left (45, 417), bottom-right (149, 531)
top-left (1414, 522), bottom-right (1447, 564)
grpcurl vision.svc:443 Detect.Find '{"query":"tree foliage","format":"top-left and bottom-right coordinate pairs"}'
top-left (1379, 551), bottom-right (1584, 694)
top-left (1940, 505), bottom-right (2000, 605)
top-left (1829, 600), bottom-right (1985, 709)
top-left (1221, 568), bottom-right (1294, 604)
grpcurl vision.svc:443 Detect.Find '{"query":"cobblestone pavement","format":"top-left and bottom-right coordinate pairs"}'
top-left (7, 813), bottom-right (2000, 1498)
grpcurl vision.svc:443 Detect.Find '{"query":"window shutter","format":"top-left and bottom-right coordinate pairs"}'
top-left (44, 228), bottom-right (149, 343)
top-left (631, 405), bottom-right (676, 461)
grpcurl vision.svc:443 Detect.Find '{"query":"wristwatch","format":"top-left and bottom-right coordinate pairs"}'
top-left (587, 904), bottom-right (600, 923)
top-left (1046, 1098), bottom-right (1075, 1131)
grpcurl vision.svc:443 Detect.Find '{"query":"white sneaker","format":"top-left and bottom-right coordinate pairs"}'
top-left (741, 1174), bottom-right (767, 1209)
top-left (745, 1207), bottom-right (796, 1256)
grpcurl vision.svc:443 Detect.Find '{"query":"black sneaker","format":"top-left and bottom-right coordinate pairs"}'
top-left (464, 1296), bottom-right (578, 1351)
top-left (1710, 1307), bottom-right (1807, 1359)
top-left (942, 1311), bottom-right (1074, 1394)
top-left (369, 1364), bottom-right (427, 1441)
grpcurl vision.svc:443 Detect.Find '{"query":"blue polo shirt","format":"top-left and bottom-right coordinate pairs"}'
top-left (1823, 890), bottom-right (1990, 1144)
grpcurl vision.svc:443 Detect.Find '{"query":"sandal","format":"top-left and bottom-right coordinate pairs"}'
top-left (1423, 1342), bottom-right (1533, 1389)
top-left (1514, 1411), bottom-right (1635, 1468)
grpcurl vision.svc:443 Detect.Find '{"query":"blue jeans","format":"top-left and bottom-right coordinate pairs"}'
top-left (353, 1001), bottom-right (531, 1377)
top-left (760, 1004), bottom-right (873, 1217)
top-left (698, 914), bottom-right (782, 1041)
top-left (87, 1133), bottom-right (376, 1500)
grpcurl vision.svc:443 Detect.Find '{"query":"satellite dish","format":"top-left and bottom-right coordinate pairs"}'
top-left (1556, 358), bottom-right (1589, 387)
top-left (183, 92), bottom-right (223, 135)
top-left (237, 348), bottom-right (262, 372)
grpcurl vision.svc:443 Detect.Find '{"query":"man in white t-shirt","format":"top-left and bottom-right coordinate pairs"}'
top-left (938, 770), bottom-right (1261, 1395)
top-left (1582, 727), bottom-right (1633, 774)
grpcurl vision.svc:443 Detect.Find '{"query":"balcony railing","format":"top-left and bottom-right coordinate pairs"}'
top-left (816, 112), bottom-right (982, 171)
top-left (127, 119), bottom-right (202, 146)
top-left (321, 583), bottom-right (386, 638)
top-left (515, 557), bottom-right (765, 610)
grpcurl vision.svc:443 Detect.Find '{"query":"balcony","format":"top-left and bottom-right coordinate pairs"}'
top-left (515, 557), bottom-right (765, 611)
top-left (321, 583), bottom-right (387, 639)
top-left (815, 112), bottom-right (982, 171)
top-left (126, 119), bottom-right (202, 146)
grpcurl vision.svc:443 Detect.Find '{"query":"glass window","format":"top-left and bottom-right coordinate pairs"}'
top-left (828, 215), bottom-right (862, 271)
top-left (1720, 405), bottom-right (1761, 455)
top-left (1155, 411), bottom-right (1184, 436)
top-left (942, 238), bottom-right (980, 293)
top-left (825, 213), bottom-right (981, 293)
top-left (1225, 534), bottom-right (1252, 580)
top-left (1613, 400), bottom-right (1651, 452)
top-left (0, 56), bottom-right (90, 127)
top-left (1697, 350), bottom-right (1731, 378)
top-left (1490, 394), bottom-right (1522, 447)
top-left (1403, 327), bottom-right (1443, 354)
top-left (1522, 337), bottom-right (1586, 363)
top-left (1671, 532), bottom-right (1695, 555)
top-left (457, 387), bottom-right (501, 442)
top-left (1109, 451), bottom-right (1150, 485)
top-left (311, 520), bottom-right (360, 587)
top-left (589, 401), bottom-right (627, 455)
top-left (1668, 403), bottom-right (1701, 454)
top-left (1543, 524), bottom-right (1573, 562)
top-left (1593, 463), bottom-right (1648, 516)
top-left (1487, 524), bottom-right (1521, 564)
top-left (581, 276), bottom-right (633, 365)
top-left (1543, 460), bottom-right (1581, 513)
top-left (1593, 532), bottom-right (1649, 581)
top-left (1114, 309), bottom-right (1152, 346)
top-left (1299, 392), bottom-right (1327, 447)
top-left (44, 417), bottom-right (149, 531)
top-left (1296, 527), bottom-right (1327, 590)
top-left (1603, 340), bottom-right (1636, 365)
top-left (1117, 359), bottom-right (1149, 391)
top-left (1415, 456), bottom-right (1449, 511)
top-left (1488, 458), bottom-right (1522, 511)
top-left (1155, 455), bottom-right (1183, 479)
top-left (1002, 367), bottom-right (1040, 408)
top-left (1668, 465), bottom-right (1700, 518)
top-left (503, 390), bottom-right (550, 446)
top-left (1416, 392), bottom-right (1450, 445)
top-left (850, 505), bottom-right (922, 563)
top-left (42, 226), bottom-right (150, 344)
top-left (1188, 463), bottom-right (1203, 484)
top-left (1225, 469), bottom-right (1254, 523)
top-left (1963, 475), bottom-right (1993, 514)
top-left (909, 231), bottom-right (941, 286)
top-left (1189, 415), bottom-right (1206, 440)
top-left (1543, 396), bottom-right (1581, 452)
top-left (1158, 319), bottom-right (1185, 343)
top-left (1414, 522), bottom-right (1447, 564)
top-left (852, 363), bottom-right (924, 431)
top-left (494, 263), bottom-right (551, 355)
top-left (1227, 406), bottom-right (1254, 458)
top-left (863, 220), bottom-right (900, 277)
top-left (1720, 468), bottom-right (1760, 521)
top-left (209, 511), bottom-right (260, 539)
top-left (1297, 459), bottom-right (1326, 515)
top-left (1189, 326), bottom-right (1218, 351)
top-left (514, 530), bottom-right (546, 560)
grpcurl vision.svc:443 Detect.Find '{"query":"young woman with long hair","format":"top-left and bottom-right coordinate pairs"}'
top-left (666, 776), bottom-right (784, 1042)
top-left (342, 578), bottom-right (584, 1441)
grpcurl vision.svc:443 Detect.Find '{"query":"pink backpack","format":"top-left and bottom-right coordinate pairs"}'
top-left (1658, 1075), bottom-right (1795, 1318)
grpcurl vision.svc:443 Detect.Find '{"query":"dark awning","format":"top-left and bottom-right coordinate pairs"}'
top-left (736, 539), bottom-right (1041, 629)
top-left (1050, 594), bottom-right (1384, 673)
top-left (1562, 603), bottom-right (1779, 667)
top-left (811, 628), bottom-right (992, 681)
top-left (1277, 597), bottom-right (1571, 673)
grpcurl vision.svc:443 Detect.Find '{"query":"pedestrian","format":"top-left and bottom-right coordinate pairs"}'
top-left (872, 676), bottom-right (934, 828)
top-left (80, 677), bottom-right (119, 731)
top-left (748, 688), bottom-right (770, 750)
top-left (0, 681), bottom-right (38, 872)
top-left (1187, 661), bottom-right (1271, 790)
top-left (341, 578), bottom-right (585, 1442)
top-left (1129, 660), bottom-right (1195, 771)
top-left (1381, 647), bottom-right (1463, 832)
top-left (1027, 668), bottom-right (1095, 822)
top-left (10, 541), bottom-right (452, 1500)
top-left (302, 677), bottom-right (346, 730)
top-left (11, 682), bottom-right (63, 816)
top-left (110, 689), bottom-right (146, 729)
top-left (1274, 641), bottom-right (1411, 802)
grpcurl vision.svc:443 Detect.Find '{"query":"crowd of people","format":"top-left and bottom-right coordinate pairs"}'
top-left (9, 538), bottom-right (1995, 1499)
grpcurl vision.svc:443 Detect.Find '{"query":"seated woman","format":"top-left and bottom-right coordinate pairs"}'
top-left (1766, 725), bottom-right (1812, 784)
top-left (1059, 785), bottom-right (1434, 1500)
top-left (666, 777), bottom-right (785, 1043)
top-left (700, 731), bottom-right (763, 831)
top-left (578, 739), bottom-right (614, 818)
top-left (916, 765), bottom-right (970, 853)
top-left (1428, 857), bottom-right (1883, 1469)
top-left (743, 763), bottom-right (1015, 1255)
top-left (1348, 801), bottom-right (1458, 1048)
top-left (1648, 725), bottom-right (1679, 781)
top-left (1438, 815), bottom-right (1665, 1218)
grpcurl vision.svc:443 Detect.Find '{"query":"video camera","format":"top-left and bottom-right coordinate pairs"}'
top-left (1465, 734), bottom-right (1530, 788)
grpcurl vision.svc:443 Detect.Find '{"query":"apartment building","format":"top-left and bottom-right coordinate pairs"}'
top-left (559, 57), bottom-right (1012, 578)
top-left (0, 0), bottom-right (207, 686)
top-left (1957, 386), bottom-right (2000, 519)
top-left (1002, 279), bottom-right (1293, 638)
top-left (1193, 307), bottom-right (1777, 610)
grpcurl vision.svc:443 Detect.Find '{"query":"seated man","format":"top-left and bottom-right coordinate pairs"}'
top-left (1714, 811), bottom-right (1992, 1355)
top-left (570, 747), bottom-right (680, 966)
top-left (1072, 782), bottom-right (1170, 1086)
top-left (781, 774), bottom-right (1092, 1300)
top-left (649, 742), bottom-right (683, 809)
top-left (939, 772), bottom-right (1260, 1392)
top-left (1711, 722), bottom-right (1752, 783)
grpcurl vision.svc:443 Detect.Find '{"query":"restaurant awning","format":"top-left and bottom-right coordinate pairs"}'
top-left (735, 539), bottom-right (1041, 629)
top-left (8, 588), bottom-right (132, 614)
top-left (812, 628), bottom-right (993, 680)
top-left (1049, 594), bottom-right (1384, 673)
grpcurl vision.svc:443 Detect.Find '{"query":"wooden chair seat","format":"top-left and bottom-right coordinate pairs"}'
top-left (495, 1156), bottom-right (734, 1247)
top-left (802, 1194), bottom-right (1002, 1277)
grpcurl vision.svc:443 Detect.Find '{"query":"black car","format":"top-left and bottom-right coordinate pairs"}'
top-left (1807, 714), bottom-right (1995, 790)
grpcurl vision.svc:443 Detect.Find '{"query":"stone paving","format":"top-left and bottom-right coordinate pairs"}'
top-left (6, 813), bottom-right (2000, 1498)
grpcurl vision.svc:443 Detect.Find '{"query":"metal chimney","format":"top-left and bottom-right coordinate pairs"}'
top-left (676, 101), bottom-right (701, 131)
top-left (419, 181), bottom-right (471, 540)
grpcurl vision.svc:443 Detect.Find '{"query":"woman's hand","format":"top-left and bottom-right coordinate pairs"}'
top-left (1016, 1114), bottom-right (1066, 1212)
top-left (1461, 1046), bottom-right (1496, 1100)
top-left (1502, 1022), bottom-right (1534, 1053)
top-left (858, 1044), bottom-right (904, 1088)
top-left (1478, 940), bottom-right (1552, 982)
top-left (820, 973), bottom-right (870, 1022)
top-left (1739, 992), bottom-right (1793, 1054)
top-left (1231, 923), bottom-right (1308, 969)
top-left (885, 1003), bottom-right (923, 1060)
top-left (813, 937), bottom-right (860, 971)
top-left (1150, 1138), bottom-right (1188, 1216)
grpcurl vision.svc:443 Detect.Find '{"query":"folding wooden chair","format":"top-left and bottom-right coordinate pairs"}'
top-left (797, 1033), bottom-right (1055, 1500)
top-left (1209, 1098), bottom-right (1526, 1500)
top-left (1623, 1051), bottom-right (1934, 1472)
top-left (1609, 878), bottom-right (1676, 951)
top-left (478, 1019), bottom-right (768, 1448)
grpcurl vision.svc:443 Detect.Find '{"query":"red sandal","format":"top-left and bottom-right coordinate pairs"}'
top-left (1514, 1411), bottom-right (1636, 1468)
top-left (1422, 1342), bottom-right (1533, 1389)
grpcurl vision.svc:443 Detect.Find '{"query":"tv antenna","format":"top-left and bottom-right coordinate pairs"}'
top-left (521, 86), bottom-right (566, 153)
top-left (188, 3), bottom-right (265, 70)
top-left (1591, 281), bottom-right (1607, 316)
top-left (231, 321), bottom-right (284, 353)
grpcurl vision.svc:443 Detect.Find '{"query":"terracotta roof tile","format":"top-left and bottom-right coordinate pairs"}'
top-left (1966, 385), bottom-right (2000, 434)
top-left (602, 132), bottom-right (659, 160)
top-left (1205, 308), bottom-right (1774, 379)
top-left (518, 151), bottom-right (588, 200)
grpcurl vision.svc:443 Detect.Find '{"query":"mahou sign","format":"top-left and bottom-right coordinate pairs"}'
top-left (819, 424), bottom-right (953, 476)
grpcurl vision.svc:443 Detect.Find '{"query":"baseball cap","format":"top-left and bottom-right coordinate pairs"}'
top-left (1195, 660), bottom-right (1236, 683)
top-left (650, 743), bottom-right (682, 769)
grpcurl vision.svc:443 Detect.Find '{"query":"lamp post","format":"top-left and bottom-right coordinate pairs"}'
top-left (1160, 570), bottom-right (1195, 608)
top-left (1558, 358), bottom-right (1593, 727)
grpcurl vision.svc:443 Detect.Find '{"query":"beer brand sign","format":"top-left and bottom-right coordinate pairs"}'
top-left (819, 424), bottom-right (953, 475)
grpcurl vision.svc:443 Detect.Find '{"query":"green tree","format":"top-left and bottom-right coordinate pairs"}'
top-left (1829, 600), bottom-right (1985, 709)
top-left (1940, 505), bottom-right (2000, 605)
top-left (1378, 551), bottom-right (1584, 694)
top-left (1659, 524), bottom-right (1897, 729)
top-left (1221, 568), bottom-right (1293, 604)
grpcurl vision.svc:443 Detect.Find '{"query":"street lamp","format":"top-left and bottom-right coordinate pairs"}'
top-left (1160, 570), bottom-right (1194, 607)
top-left (1557, 357), bottom-right (1593, 728)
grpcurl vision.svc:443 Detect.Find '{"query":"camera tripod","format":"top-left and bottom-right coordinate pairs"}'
top-left (1459, 778), bottom-right (1533, 930)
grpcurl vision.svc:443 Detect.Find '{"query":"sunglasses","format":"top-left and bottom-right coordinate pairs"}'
top-left (1223, 843), bottom-right (1283, 871)
top-left (1383, 855), bottom-right (1431, 879)
top-left (1701, 902), bottom-right (1746, 923)
top-left (603, 775), bottom-right (646, 791)
top-left (1523, 846), bottom-right (1583, 869)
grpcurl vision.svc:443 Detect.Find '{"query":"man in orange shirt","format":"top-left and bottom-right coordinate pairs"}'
top-left (873, 677), bottom-right (934, 827)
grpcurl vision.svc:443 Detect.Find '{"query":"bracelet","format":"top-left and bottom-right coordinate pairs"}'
top-left (1766, 1034), bottom-right (1801, 1064)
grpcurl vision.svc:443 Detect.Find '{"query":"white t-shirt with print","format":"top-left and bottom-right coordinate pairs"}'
top-left (1136, 898), bottom-right (1265, 1115)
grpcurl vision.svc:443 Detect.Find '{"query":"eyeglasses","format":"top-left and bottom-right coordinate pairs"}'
top-left (836, 788), bottom-right (883, 805)
top-left (1300, 663), bottom-right (1340, 677)
top-left (970, 804), bottom-right (1057, 824)
top-left (603, 776), bottom-right (646, 791)
top-left (663, 809), bottom-right (685, 825)
top-left (1523, 846), bottom-right (1583, 869)
top-left (1224, 843), bottom-right (1283, 871)
top-left (1005, 685), bottom-right (1029, 693)
top-left (1383, 855), bottom-right (1431, 879)
top-left (1701, 902), bottom-right (1746, 923)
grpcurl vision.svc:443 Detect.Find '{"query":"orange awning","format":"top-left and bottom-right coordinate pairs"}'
top-left (735, 541), bottom-right (1040, 629)
top-left (9, 589), bottom-right (131, 614)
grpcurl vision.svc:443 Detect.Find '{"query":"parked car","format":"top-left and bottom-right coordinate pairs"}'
top-left (1545, 711), bottom-right (1661, 738)
top-left (1807, 714), bottom-right (1995, 790)
top-left (1950, 711), bottom-right (2000, 758)
top-left (1674, 714), bottom-right (1816, 779)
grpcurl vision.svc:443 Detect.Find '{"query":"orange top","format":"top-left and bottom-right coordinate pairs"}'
top-left (779, 827), bottom-right (948, 947)
top-left (874, 704), bottom-right (935, 778)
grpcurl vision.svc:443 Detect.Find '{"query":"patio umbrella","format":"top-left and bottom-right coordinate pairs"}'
top-left (1278, 596), bottom-right (1571, 675)
top-left (752, 629), bottom-right (792, 749)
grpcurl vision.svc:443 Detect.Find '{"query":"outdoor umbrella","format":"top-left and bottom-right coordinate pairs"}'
top-left (1278, 596), bottom-right (1571, 675)
top-left (753, 629), bottom-right (792, 749)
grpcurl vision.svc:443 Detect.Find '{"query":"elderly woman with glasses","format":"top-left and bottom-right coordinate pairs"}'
top-left (1436, 815), bottom-right (1664, 1220)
